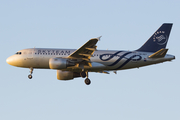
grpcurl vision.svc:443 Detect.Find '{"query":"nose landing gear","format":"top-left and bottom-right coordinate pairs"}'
top-left (28, 74), bottom-right (32, 79)
top-left (28, 67), bottom-right (33, 79)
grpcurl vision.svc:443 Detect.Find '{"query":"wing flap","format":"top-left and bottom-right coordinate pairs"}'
top-left (79, 53), bottom-right (92, 57)
top-left (85, 47), bottom-right (97, 51)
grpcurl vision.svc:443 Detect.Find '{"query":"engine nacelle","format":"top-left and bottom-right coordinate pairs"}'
top-left (57, 70), bottom-right (80, 80)
top-left (49, 58), bottom-right (75, 69)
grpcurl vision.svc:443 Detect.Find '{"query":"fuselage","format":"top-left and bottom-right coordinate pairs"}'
top-left (6, 48), bottom-right (175, 72)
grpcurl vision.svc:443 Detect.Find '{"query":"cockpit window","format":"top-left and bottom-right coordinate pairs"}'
top-left (15, 52), bottom-right (22, 55)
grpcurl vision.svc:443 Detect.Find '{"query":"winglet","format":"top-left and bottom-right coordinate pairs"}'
top-left (97, 36), bottom-right (102, 41)
top-left (148, 48), bottom-right (168, 58)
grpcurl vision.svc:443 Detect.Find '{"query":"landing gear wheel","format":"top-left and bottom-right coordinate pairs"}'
top-left (80, 71), bottom-right (86, 78)
top-left (84, 78), bottom-right (91, 85)
top-left (28, 67), bottom-right (33, 79)
top-left (28, 74), bottom-right (32, 79)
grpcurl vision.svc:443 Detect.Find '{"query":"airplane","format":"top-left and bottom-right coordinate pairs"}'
top-left (6, 23), bottom-right (175, 85)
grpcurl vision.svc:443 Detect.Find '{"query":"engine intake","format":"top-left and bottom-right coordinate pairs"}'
top-left (49, 58), bottom-right (75, 69)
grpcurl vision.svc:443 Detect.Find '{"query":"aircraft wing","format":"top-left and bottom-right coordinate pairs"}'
top-left (68, 37), bottom-right (101, 62)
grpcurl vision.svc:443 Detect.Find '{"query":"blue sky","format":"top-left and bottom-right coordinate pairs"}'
top-left (1, 0), bottom-right (180, 120)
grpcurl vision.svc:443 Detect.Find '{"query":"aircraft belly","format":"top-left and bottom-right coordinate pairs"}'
top-left (119, 58), bottom-right (169, 70)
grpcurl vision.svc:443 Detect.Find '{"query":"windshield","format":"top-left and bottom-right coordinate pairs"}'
top-left (15, 52), bottom-right (22, 55)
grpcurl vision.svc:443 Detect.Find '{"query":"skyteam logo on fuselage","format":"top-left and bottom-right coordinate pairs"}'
top-left (153, 31), bottom-right (168, 45)
top-left (100, 51), bottom-right (142, 70)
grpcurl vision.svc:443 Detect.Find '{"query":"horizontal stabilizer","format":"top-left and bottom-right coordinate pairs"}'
top-left (148, 48), bottom-right (168, 58)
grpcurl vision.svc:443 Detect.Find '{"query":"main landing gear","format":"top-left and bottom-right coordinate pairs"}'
top-left (28, 67), bottom-right (33, 79)
top-left (81, 71), bottom-right (91, 85)
top-left (85, 78), bottom-right (91, 85)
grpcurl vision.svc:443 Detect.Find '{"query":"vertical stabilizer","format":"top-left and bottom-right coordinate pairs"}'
top-left (137, 23), bottom-right (173, 52)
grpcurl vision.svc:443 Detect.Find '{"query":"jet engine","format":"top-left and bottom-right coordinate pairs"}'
top-left (57, 70), bottom-right (80, 80)
top-left (49, 58), bottom-right (75, 69)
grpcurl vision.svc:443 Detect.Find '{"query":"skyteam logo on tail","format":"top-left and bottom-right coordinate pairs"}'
top-left (153, 31), bottom-right (168, 45)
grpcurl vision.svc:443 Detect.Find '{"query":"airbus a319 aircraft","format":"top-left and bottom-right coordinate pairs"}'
top-left (6, 23), bottom-right (175, 85)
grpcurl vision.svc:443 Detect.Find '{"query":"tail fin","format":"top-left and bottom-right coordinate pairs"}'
top-left (137, 23), bottom-right (173, 52)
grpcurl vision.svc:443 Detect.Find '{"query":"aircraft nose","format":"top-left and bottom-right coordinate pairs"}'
top-left (6, 56), bottom-right (14, 65)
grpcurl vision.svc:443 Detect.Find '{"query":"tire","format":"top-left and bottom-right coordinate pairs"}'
top-left (28, 74), bottom-right (32, 79)
top-left (80, 71), bottom-right (86, 78)
top-left (84, 78), bottom-right (91, 85)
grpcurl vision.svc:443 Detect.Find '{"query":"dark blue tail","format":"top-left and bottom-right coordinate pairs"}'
top-left (137, 23), bottom-right (173, 52)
